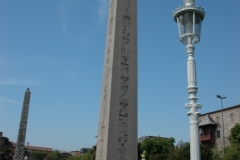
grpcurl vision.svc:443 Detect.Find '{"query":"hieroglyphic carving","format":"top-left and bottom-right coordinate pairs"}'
top-left (98, 1), bottom-right (115, 160)
top-left (118, 0), bottom-right (131, 159)
top-left (14, 88), bottom-right (31, 160)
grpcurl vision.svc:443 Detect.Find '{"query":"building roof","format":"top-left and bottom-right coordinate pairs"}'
top-left (25, 145), bottom-right (52, 152)
top-left (80, 148), bottom-right (92, 154)
top-left (9, 141), bottom-right (16, 147)
top-left (70, 151), bottom-right (81, 156)
top-left (56, 150), bottom-right (72, 156)
top-left (200, 104), bottom-right (240, 116)
top-left (9, 141), bottom-right (52, 152)
top-left (199, 114), bottom-right (216, 126)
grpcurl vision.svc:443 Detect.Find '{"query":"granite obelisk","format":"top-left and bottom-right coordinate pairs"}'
top-left (14, 88), bottom-right (31, 160)
top-left (95, 0), bottom-right (137, 160)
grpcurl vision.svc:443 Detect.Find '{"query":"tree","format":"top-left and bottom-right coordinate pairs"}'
top-left (212, 151), bottom-right (221, 160)
top-left (79, 145), bottom-right (96, 160)
top-left (67, 155), bottom-right (81, 160)
top-left (28, 151), bottom-right (47, 160)
top-left (222, 145), bottom-right (240, 160)
top-left (200, 144), bottom-right (213, 160)
top-left (78, 151), bottom-right (92, 160)
top-left (89, 145), bottom-right (96, 160)
top-left (140, 137), bottom-right (175, 160)
top-left (149, 154), bottom-right (168, 160)
top-left (174, 142), bottom-right (190, 160)
top-left (139, 138), bottom-right (214, 160)
top-left (45, 150), bottom-right (68, 160)
top-left (167, 142), bottom-right (213, 160)
top-left (228, 123), bottom-right (240, 147)
top-left (67, 156), bottom-right (81, 160)
top-left (218, 124), bottom-right (240, 160)
top-left (0, 147), bottom-right (13, 160)
top-left (138, 142), bottom-right (142, 160)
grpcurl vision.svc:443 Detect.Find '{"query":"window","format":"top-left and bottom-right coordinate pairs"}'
top-left (217, 130), bottom-right (220, 138)
top-left (230, 114), bottom-right (234, 122)
top-left (215, 116), bottom-right (219, 124)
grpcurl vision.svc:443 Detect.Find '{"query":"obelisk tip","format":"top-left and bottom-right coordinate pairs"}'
top-left (26, 88), bottom-right (30, 92)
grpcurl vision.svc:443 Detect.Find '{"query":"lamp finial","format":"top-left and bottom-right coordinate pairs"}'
top-left (183, 0), bottom-right (195, 7)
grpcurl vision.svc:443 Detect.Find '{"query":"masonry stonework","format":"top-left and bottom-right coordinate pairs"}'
top-left (14, 88), bottom-right (31, 160)
top-left (95, 0), bottom-right (137, 160)
top-left (199, 104), bottom-right (240, 152)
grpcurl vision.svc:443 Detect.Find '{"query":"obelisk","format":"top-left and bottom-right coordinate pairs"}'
top-left (95, 0), bottom-right (137, 160)
top-left (14, 88), bottom-right (31, 160)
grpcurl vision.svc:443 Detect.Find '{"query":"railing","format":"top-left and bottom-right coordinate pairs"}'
top-left (200, 134), bottom-right (215, 145)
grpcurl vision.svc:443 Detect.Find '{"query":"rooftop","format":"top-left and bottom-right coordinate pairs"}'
top-left (199, 114), bottom-right (216, 126)
top-left (200, 104), bottom-right (240, 116)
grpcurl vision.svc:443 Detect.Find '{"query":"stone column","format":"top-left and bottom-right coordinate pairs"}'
top-left (14, 88), bottom-right (31, 160)
top-left (95, 0), bottom-right (137, 160)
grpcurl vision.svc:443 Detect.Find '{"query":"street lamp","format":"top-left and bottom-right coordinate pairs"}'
top-left (216, 94), bottom-right (226, 151)
top-left (141, 151), bottom-right (146, 160)
top-left (173, 0), bottom-right (205, 160)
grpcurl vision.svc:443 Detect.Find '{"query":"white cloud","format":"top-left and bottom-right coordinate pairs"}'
top-left (58, 0), bottom-right (82, 34)
top-left (0, 97), bottom-right (20, 104)
top-left (98, 0), bottom-right (109, 21)
top-left (59, 3), bottom-right (68, 34)
top-left (0, 79), bottom-right (41, 86)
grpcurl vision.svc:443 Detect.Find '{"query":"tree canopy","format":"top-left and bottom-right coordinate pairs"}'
top-left (228, 123), bottom-right (240, 147)
top-left (0, 147), bottom-right (14, 160)
top-left (28, 151), bottom-right (47, 160)
top-left (44, 150), bottom-right (70, 160)
top-left (140, 137), bottom-right (175, 160)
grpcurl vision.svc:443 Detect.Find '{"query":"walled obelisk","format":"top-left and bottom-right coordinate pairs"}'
top-left (14, 88), bottom-right (31, 160)
top-left (95, 0), bottom-right (137, 160)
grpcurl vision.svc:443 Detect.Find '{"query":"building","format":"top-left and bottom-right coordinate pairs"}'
top-left (80, 148), bottom-right (92, 155)
top-left (57, 150), bottom-right (73, 157)
top-left (199, 104), bottom-right (240, 151)
top-left (0, 132), bottom-right (16, 154)
top-left (69, 150), bottom-right (81, 156)
top-left (0, 132), bottom-right (52, 158)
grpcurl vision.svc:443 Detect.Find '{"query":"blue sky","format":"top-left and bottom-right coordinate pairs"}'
top-left (0, 0), bottom-right (239, 151)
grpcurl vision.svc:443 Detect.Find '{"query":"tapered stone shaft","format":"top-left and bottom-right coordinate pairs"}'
top-left (14, 88), bottom-right (31, 160)
top-left (95, 0), bottom-right (138, 160)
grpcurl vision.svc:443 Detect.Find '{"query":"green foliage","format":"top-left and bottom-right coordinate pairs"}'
top-left (149, 154), bottom-right (168, 160)
top-left (212, 151), bottom-right (221, 160)
top-left (138, 142), bottom-right (142, 160)
top-left (228, 123), bottom-right (240, 147)
top-left (0, 147), bottom-right (13, 160)
top-left (140, 137), bottom-right (175, 160)
top-left (67, 156), bottom-right (81, 160)
top-left (139, 139), bottom-right (213, 160)
top-left (200, 144), bottom-right (214, 160)
top-left (29, 151), bottom-right (47, 160)
top-left (173, 143), bottom-right (213, 160)
top-left (174, 142), bottom-right (190, 160)
top-left (165, 146), bottom-right (177, 160)
top-left (67, 145), bottom-right (96, 160)
top-left (222, 145), bottom-right (240, 160)
top-left (45, 150), bottom-right (69, 160)
top-left (79, 151), bottom-right (93, 160)
top-left (216, 124), bottom-right (240, 160)
top-left (89, 145), bottom-right (96, 160)
top-left (162, 142), bottom-right (213, 160)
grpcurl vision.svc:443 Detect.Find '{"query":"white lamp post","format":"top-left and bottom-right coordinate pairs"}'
top-left (173, 0), bottom-right (205, 160)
